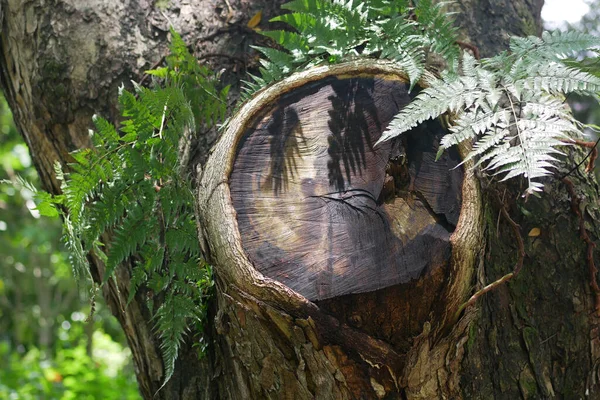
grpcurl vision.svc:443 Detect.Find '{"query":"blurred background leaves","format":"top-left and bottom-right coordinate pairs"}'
top-left (0, 93), bottom-right (140, 399)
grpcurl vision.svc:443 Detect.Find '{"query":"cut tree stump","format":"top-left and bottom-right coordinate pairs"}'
top-left (230, 73), bottom-right (463, 301)
top-left (199, 60), bottom-right (482, 350)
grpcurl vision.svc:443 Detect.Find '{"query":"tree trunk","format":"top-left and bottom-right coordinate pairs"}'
top-left (3, 0), bottom-right (600, 398)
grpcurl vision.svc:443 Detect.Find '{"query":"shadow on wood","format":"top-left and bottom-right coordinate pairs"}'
top-left (230, 76), bottom-right (464, 302)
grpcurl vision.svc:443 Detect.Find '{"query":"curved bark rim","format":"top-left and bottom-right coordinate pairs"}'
top-left (198, 59), bottom-right (483, 319)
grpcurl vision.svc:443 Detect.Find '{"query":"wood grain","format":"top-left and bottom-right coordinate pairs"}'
top-left (230, 75), bottom-right (463, 300)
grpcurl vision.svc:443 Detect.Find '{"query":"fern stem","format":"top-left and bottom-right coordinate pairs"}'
top-left (560, 136), bottom-right (600, 178)
top-left (158, 101), bottom-right (168, 139)
top-left (503, 86), bottom-right (535, 194)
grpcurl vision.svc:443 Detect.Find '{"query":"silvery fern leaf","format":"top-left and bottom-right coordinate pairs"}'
top-left (520, 95), bottom-right (574, 120)
top-left (510, 30), bottom-right (600, 60)
top-left (483, 115), bottom-right (573, 194)
top-left (471, 131), bottom-right (511, 168)
top-left (377, 74), bottom-right (481, 144)
top-left (378, 34), bottom-right (600, 195)
top-left (461, 51), bottom-right (479, 77)
top-left (380, 35), bottom-right (427, 89)
top-left (442, 108), bottom-right (511, 151)
top-left (469, 96), bottom-right (575, 194)
top-left (379, 52), bottom-right (489, 145)
top-left (513, 62), bottom-right (600, 94)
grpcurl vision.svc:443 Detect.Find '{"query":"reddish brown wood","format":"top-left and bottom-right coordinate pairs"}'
top-left (318, 260), bottom-right (448, 354)
top-left (230, 75), bottom-right (463, 301)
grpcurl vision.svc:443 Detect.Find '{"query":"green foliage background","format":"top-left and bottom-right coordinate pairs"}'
top-left (0, 94), bottom-right (140, 398)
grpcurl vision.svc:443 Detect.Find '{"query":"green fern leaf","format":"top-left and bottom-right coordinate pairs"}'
top-left (261, 30), bottom-right (311, 58)
top-left (128, 263), bottom-right (148, 305)
top-left (155, 294), bottom-right (201, 387)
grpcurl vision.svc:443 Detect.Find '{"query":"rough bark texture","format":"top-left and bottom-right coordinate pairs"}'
top-left (5, 0), bottom-right (600, 399)
top-left (460, 173), bottom-right (600, 399)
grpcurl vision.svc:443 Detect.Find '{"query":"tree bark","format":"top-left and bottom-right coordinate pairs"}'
top-left (4, 0), bottom-right (600, 399)
top-left (0, 1), bottom-right (285, 397)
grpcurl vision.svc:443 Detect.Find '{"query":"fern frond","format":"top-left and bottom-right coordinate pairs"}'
top-left (62, 214), bottom-right (90, 282)
top-left (510, 30), bottom-right (600, 60)
top-left (513, 62), bottom-right (600, 94)
top-left (244, 0), bottom-right (460, 99)
top-left (473, 102), bottom-right (574, 193)
top-left (154, 294), bottom-right (200, 387)
top-left (464, 127), bottom-right (510, 166)
top-left (375, 29), bottom-right (600, 195)
top-left (128, 263), bottom-right (148, 305)
top-left (441, 108), bottom-right (511, 150)
top-left (378, 74), bottom-right (479, 144)
top-left (253, 46), bottom-right (296, 74)
top-left (105, 202), bottom-right (155, 281)
top-left (52, 30), bottom-right (220, 391)
top-left (165, 222), bottom-right (200, 256)
top-left (414, 0), bottom-right (460, 66)
top-left (380, 33), bottom-right (427, 89)
top-left (261, 30), bottom-right (311, 59)
top-left (91, 115), bottom-right (120, 147)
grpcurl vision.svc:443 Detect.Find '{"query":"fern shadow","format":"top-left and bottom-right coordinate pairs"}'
top-left (326, 78), bottom-right (381, 191)
top-left (262, 106), bottom-right (307, 195)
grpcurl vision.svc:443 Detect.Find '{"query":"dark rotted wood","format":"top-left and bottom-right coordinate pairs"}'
top-left (318, 256), bottom-right (447, 354)
top-left (230, 76), bottom-right (463, 301)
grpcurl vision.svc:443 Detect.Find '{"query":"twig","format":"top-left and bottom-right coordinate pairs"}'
top-left (496, 190), bottom-right (507, 239)
top-left (197, 53), bottom-right (246, 64)
top-left (158, 101), bottom-right (168, 139)
top-left (454, 204), bottom-right (525, 318)
top-left (562, 177), bottom-right (600, 316)
top-left (455, 272), bottom-right (515, 317)
top-left (574, 139), bottom-right (599, 173)
top-left (501, 206), bottom-right (526, 276)
top-left (199, 27), bottom-right (235, 43)
top-left (571, 139), bottom-right (598, 149)
top-left (223, 0), bottom-right (234, 24)
top-left (138, 54), bottom-right (167, 86)
top-left (540, 332), bottom-right (558, 345)
top-left (199, 24), bottom-right (261, 43)
top-left (456, 40), bottom-right (480, 60)
top-left (561, 137), bottom-right (600, 178)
